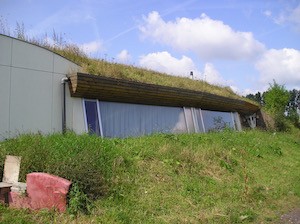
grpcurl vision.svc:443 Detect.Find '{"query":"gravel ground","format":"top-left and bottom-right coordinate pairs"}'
top-left (280, 209), bottom-right (300, 224)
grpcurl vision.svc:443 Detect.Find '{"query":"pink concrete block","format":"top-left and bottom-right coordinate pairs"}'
top-left (26, 172), bottom-right (71, 212)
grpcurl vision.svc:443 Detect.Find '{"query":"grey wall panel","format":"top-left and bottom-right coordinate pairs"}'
top-left (12, 39), bottom-right (53, 72)
top-left (51, 74), bottom-right (64, 132)
top-left (65, 87), bottom-right (73, 132)
top-left (0, 35), bottom-right (12, 66)
top-left (0, 35), bottom-right (83, 140)
top-left (72, 98), bottom-right (86, 134)
top-left (53, 54), bottom-right (80, 74)
top-left (65, 90), bottom-right (85, 134)
top-left (0, 66), bottom-right (11, 140)
top-left (9, 67), bottom-right (52, 135)
top-left (233, 112), bottom-right (242, 131)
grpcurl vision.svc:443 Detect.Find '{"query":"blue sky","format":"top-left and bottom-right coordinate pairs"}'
top-left (1, 0), bottom-right (300, 95)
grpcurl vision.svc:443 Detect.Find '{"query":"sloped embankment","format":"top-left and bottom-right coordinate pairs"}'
top-left (0, 130), bottom-right (300, 223)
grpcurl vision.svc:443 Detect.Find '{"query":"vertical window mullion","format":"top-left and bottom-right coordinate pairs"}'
top-left (97, 100), bottom-right (104, 137)
top-left (199, 109), bottom-right (206, 133)
top-left (183, 107), bottom-right (190, 133)
top-left (231, 112), bottom-right (236, 130)
top-left (191, 108), bottom-right (198, 133)
top-left (82, 99), bottom-right (88, 132)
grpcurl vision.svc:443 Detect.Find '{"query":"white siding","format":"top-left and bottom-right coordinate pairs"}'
top-left (0, 66), bottom-right (11, 139)
top-left (0, 36), bottom-right (12, 66)
top-left (53, 54), bottom-right (79, 74)
top-left (0, 35), bottom-right (81, 140)
top-left (9, 68), bottom-right (53, 135)
top-left (11, 38), bottom-right (53, 72)
top-left (70, 97), bottom-right (86, 135)
top-left (51, 74), bottom-right (65, 132)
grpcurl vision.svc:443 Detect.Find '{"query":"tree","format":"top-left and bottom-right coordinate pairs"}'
top-left (286, 89), bottom-right (300, 127)
top-left (264, 80), bottom-right (290, 131)
top-left (286, 89), bottom-right (300, 112)
top-left (264, 80), bottom-right (290, 115)
top-left (245, 91), bottom-right (263, 105)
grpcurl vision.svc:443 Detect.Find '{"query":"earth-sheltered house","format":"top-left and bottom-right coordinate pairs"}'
top-left (0, 34), bottom-right (262, 141)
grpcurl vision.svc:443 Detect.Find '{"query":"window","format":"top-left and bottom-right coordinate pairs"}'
top-left (99, 101), bottom-right (187, 138)
top-left (201, 110), bottom-right (234, 132)
top-left (83, 99), bottom-right (243, 138)
top-left (83, 100), bottom-right (101, 135)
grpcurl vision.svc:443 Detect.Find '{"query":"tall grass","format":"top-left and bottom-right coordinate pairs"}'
top-left (0, 130), bottom-right (300, 223)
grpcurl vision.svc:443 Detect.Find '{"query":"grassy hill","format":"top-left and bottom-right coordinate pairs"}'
top-left (0, 129), bottom-right (300, 223)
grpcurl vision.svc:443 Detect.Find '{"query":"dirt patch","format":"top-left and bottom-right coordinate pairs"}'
top-left (280, 208), bottom-right (300, 224)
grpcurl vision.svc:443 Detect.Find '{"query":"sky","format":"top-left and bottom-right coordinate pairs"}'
top-left (1, 0), bottom-right (300, 95)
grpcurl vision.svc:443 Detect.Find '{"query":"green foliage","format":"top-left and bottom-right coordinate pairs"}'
top-left (247, 88), bottom-right (300, 130)
top-left (263, 80), bottom-right (291, 131)
top-left (264, 80), bottom-right (290, 115)
top-left (287, 108), bottom-right (300, 128)
top-left (246, 91), bottom-right (263, 105)
top-left (0, 132), bottom-right (116, 199)
top-left (68, 183), bottom-right (93, 215)
top-left (1, 130), bottom-right (300, 223)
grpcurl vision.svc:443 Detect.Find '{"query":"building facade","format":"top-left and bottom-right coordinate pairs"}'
top-left (0, 34), bottom-right (260, 141)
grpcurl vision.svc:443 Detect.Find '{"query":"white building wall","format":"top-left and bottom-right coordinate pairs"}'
top-left (70, 97), bottom-right (86, 134)
top-left (0, 35), bottom-right (85, 140)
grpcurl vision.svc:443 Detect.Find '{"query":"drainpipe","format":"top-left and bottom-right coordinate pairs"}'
top-left (61, 77), bottom-right (69, 134)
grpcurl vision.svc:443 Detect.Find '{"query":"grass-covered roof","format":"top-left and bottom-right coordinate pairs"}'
top-left (0, 32), bottom-right (259, 109)
top-left (51, 44), bottom-right (257, 104)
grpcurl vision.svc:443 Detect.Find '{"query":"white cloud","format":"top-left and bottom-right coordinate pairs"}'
top-left (139, 11), bottom-right (265, 60)
top-left (255, 48), bottom-right (300, 88)
top-left (242, 88), bottom-right (256, 96)
top-left (117, 49), bottom-right (131, 63)
top-left (202, 63), bottom-right (226, 85)
top-left (288, 4), bottom-right (300, 30)
top-left (264, 10), bottom-right (272, 17)
top-left (79, 40), bottom-right (103, 55)
top-left (273, 3), bottom-right (300, 31)
top-left (240, 87), bottom-right (269, 97)
top-left (139, 51), bottom-right (199, 78)
top-left (229, 85), bottom-right (239, 93)
top-left (139, 51), bottom-right (230, 87)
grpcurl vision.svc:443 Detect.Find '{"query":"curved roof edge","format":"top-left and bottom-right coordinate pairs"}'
top-left (0, 34), bottom-right (80, 66)
top-left (69, 73), bottom-right (260, 115)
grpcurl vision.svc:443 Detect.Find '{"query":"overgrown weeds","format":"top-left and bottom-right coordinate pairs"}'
top-left (0, 130), bottom-right (300, 223)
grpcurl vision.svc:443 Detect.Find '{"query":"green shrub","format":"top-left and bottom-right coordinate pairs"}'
top-left (0, 132), bottom-right (116, 199)
top-left (68, 183), bottom-right (93, 215)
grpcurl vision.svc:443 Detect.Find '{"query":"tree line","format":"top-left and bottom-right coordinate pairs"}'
top-left (246, 80), bottom-right (300, 130)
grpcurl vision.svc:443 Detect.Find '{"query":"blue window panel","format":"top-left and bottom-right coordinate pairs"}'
top-left (201, 110), bottom-right (234, 132)
top-left (84, 100), bottom-right (100, 135)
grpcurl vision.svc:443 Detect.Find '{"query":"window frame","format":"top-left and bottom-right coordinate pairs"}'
top-left (82, 99), bottom-right (103, 137)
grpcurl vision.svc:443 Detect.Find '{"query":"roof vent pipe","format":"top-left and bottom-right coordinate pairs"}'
top-left (61, 77), bottom-right (69, 134)
top-left (190, 71), bottom-right (194, 80)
